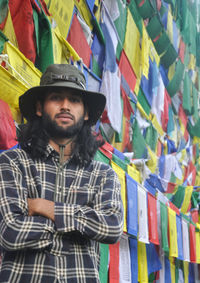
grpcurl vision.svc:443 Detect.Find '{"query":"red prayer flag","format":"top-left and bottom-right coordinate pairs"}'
top-left (169, 201), bottom-right (180, 215)
top-left (161, 89), bottom-right (170, 132)
top-left (0, 100), bottom-right (17, 150)
top-left (67, 14), bottom-right (92, 68)
top-left (148, 193), bottom-right (159, 245)
top-left (179, 38), bottom-right (185, 64)
top-left (191, 209), bottom-right (199, 223)
top-left (189, 223), bottom-right (196, 263)
top-left (118, 50), bottom-right (137, 93)
top-left (109, 242), bottom-right (120, 283)
top-left (9, 0), bottom-right (36, 63)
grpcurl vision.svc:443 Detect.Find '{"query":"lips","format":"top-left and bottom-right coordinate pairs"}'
top-left (56, 113), bottom-right (74, 120)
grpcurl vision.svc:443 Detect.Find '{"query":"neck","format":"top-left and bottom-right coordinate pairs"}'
top-left (49, 138), bottom-right (73, 160)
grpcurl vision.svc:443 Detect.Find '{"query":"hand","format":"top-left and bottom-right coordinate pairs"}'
top-left (28, 198), bottom-right (55, 222)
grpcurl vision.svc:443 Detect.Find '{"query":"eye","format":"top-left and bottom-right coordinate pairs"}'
top-left (48, 93), bottom-right (62, 101)
top-left (69, 96), bottom-right (82, 103)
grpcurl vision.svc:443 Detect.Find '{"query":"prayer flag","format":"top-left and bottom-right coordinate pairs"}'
top-left (181, 186), bottom-right (193, 214)
top-left (160, 202), bottom-right (169, 252)
top-left (47, 0), bottom-right (74, 38)
top-left (67, 14), bottom-right (92, 67)
top-left (138, 242), bottom-right (148, 283)
top-left (99, 244), bottom-right (109, 283)
top-left (146, 243), bottom-right (162, 275)
top-left (189, 224), bottom-right (196, 263)
top-left (168, 207), bottom-right (178, 258)
top-left (129, 237), bottom-right (138, 283)
top-left (138, 184), bottom-right (149, 243)
top-left (109, 242), bottom-right (120, 283)
top-left (119, 234), bottom-right (132, 283)
top-left (118, 50), bottom-right (137, 93)
top-left (126, 174), bottom-right (138, 237)
top-left (123, 9), bottom-right (141, 78)
top-left (0, 99), bottom-right (17, 150)
top-left (182, 218), bottom-right (190, 261)
top-left (147, 193), bottom-right (159, 245)
top-left (176, 215), bottom-right (184, 260)
top-left (111, 161), bottom-right (127, 232)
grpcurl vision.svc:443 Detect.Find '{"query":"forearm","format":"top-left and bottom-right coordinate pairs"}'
top-left (0, 198), bottom-right (55, 251)
top-left (28, 198), bottom-right (55, 222)
top-left (54, 201), bottom-right (124, 244)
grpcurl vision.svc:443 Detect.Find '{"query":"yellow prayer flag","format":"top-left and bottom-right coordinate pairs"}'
top-left (137, 101), bottom-right (150, 120)
top-left (168, 62), bottom-right (175, 81)
top-left (3, 41), bottom-right (41, 87)
top-left (0, 65), bottom-right (28, 123)
top-left (149, 40), bottom-right (160, 67)
top-left (52, 28), bottom-right (81, 63)
top-left (168, 207), bottom-right (178, 258)
top-left (146, 146), bottom-right (158, 173)
top-left (195, 231), bottom-right (200, 263)
top-left (181, 186), bottom-right (193, 214)
top-left (151, 114), bottom-right (165, 136)
top-left (169, 257), bottom-right (176, 283)
top-left (124, 9), bottom-right (141, 78)
top-left (188, 54), bottom-right (196, 70)
top-left (73, 0), bottom-right (93, 30)
top-left (138, 242), bottom-right (148, 283)
top-left (48, 0), bottom-right (74, 39)
top-left (141, 22), bottom-right (150, 79)
top-left (167, 7), bottom-right (173, 42)
top-left (183, 261), bottom-right (189, 283)
top-left (2, 10), bottom-right (18, 48)
top-left (111, 161), bottom-right (127, 232)
top-left (134, 77), bottom-right (141, 96)
top-left (127, 164), bottom-right (140, 183)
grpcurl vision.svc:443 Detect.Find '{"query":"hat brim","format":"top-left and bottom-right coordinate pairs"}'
top-left (19, 83), bottom-right (106, 125)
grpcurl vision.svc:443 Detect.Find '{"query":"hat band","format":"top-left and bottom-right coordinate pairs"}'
top-left (41, 73), bottom-right (86, 90)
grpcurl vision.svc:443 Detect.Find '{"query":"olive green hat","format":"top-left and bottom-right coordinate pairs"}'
top-left (19, 64), bottom-right (106, 125)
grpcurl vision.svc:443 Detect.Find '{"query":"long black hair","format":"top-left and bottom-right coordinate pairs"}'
top-left (17, 116), bottom-right (103, 166)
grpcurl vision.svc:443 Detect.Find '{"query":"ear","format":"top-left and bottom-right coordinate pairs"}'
top-left (84, 109), bottom-right (89, 121)
top-left (36, 101), bottom-right (42, 117)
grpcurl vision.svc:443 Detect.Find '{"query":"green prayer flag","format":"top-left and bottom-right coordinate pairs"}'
top-left (112, 154), bottom-right (127, 172)
top-left (160, 44), bottom-right (178, 69)
top-left (0, 30), bottom-right (8, 53)
top-left (137, 88), bottom-right (151, 116)
top-left (172, 185), bottom-right (185, 208)
top-left (94, 150), bottom-right (110, 164)
top-left (33, 6), bottom-right (54, 72)
top-left (192, 84), bottom-right (198, 121)
top-left (146, 14), bottom-right (163, 40)
top-left (145, 124), bottom-right (158, 152)
top-left (160, 202), bottom-right (169, 253)
top-left (99, 243), bottom-right (109, 283)
top-left (153, 30), bottom-right (171, 55)
top-left (135, 0), bottom-right (156, 19)
top-left (182, 73), bottom-right (192, 115)
top-left (0, 0), bottom-right (8, 24)
top-left (114, 0), bottom-right (127, 60)
top-left (132, 119), bottom-right (147, 159)
top-left (166, 59), bottom-right (184, 97)
top-left (166, 60), bottom-right (184, 97)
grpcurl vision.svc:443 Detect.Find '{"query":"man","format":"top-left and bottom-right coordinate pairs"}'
top-left (0, 64), bottom-right (123, 282)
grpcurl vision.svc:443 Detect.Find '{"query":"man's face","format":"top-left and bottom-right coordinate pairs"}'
top-left (36, 90), bottom-right (89, 139)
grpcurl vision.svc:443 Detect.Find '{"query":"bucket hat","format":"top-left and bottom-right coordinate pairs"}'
top-left (19, 64), bottom-right (106, 125)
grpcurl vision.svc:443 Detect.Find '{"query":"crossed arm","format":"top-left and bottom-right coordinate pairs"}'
top-left (28, 198), bottom-right (55, 222)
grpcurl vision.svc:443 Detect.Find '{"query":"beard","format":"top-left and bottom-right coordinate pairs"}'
top-left (41, 111), bottom-right (85, 139)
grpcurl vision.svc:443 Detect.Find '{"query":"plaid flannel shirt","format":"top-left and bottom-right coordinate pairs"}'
top-left (0, 145), bottom-right (123, 283)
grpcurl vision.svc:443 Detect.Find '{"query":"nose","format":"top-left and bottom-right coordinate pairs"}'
top-left (60, 97), bottom-right (71, 111)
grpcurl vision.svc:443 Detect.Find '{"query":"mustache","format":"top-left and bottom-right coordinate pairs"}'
top-left (55, 111), bottom-right (75, 120)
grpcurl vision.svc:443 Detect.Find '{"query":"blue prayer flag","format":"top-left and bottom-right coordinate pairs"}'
top-left (146, 243), bottom-right (162, 275)
top-left (176, 215), bottom-right (184, 260)
top-left (126, 174), bottom-right (138, 237)
top-left (129, 237), bottom-right (138, 283)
